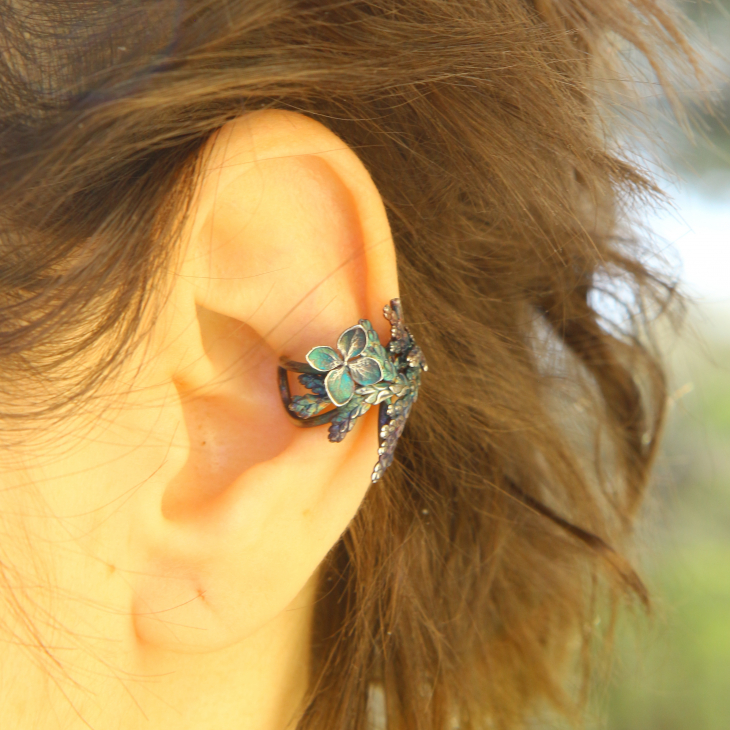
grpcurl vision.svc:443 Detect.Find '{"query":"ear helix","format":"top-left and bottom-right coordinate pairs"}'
top-left (278, 298), bottom-right (427, 483)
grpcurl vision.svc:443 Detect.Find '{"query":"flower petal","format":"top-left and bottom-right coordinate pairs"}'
top-left (325, 366), bottom-right (355, 407)
top-left (337, 325), bottom-right (366, 361)
top-left (306, 346), bottom-right (342, 372)
top-left (348, 356), bottom-right (383, 386)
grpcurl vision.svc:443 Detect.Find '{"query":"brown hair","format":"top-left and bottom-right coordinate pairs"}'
top-left (0, 1), bottom-right (696, 727)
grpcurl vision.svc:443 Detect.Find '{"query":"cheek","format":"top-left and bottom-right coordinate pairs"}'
top-left (0, 383), bottom-right (195, 658)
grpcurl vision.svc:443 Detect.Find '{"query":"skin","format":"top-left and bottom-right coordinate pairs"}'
top-left (0, 111), bottom-right (399, 730)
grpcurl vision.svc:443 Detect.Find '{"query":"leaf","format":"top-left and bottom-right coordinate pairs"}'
top-left (384, 299), bottom-right (410, 355)
top-left (356, 382), bottom-right (393, 405)
top-left (289, 394), bottom-right (330, 419)
top-left (327, 395), bottom-right (371, 443)
top-left (299, 373), bottom-right (327, 396)
top-left (371, 395), bottom-right (413, 483)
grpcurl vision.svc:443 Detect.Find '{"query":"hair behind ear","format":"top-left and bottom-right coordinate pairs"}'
top-left (0, 0), bottom-right (696, 727)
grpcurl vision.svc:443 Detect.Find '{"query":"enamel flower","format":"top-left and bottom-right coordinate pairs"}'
top-left (306, 325), bottom-right (383, 406)
top-left (279, 298), bottom-right (427, 482)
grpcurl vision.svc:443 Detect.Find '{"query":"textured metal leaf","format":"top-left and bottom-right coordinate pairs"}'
top-left (328, 395), bottom-right (371, 442)
top-left (356, 382), bottom-right (393, 405)
top-left (289, 394), bottom-right (330, 418)
top-left (298, 372), bottom-right (327, 396)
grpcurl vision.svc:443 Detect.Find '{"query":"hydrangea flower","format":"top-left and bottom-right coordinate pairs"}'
top-left (306, 324), bottom-right (383, 406)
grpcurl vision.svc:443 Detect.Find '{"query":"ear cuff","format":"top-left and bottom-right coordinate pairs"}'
top-left (278, 298), bottom-right (427, 483)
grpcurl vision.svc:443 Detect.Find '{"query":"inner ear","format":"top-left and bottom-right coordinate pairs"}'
top-left (162, 305), bottom-right (295, 520)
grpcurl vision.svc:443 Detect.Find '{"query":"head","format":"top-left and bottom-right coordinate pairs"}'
top-left (0, 1), bottom-right (694, 729)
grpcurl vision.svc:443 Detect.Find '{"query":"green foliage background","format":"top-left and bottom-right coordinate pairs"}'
top-left (598, 3), bottom-right (730, 727)
top-left (599, 321), bottom-right (730, 730)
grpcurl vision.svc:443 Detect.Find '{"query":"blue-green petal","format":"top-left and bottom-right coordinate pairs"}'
top-left (337, 325), bottom-right (366, 361)
top-left (359, 319), bottom-right (396, 381)
top-left (348, 357), bottom-right (383, 386)
top-left (306, 346), bottom-right (342, 372)
top-left (325, 366), bottom-right (355, 406)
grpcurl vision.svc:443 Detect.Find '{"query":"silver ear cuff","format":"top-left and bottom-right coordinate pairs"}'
top-left (278, 298), bottom-right (427, 483)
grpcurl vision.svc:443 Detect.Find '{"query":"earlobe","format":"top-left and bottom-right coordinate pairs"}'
top-left (128, 111), bottom-right (400, 652)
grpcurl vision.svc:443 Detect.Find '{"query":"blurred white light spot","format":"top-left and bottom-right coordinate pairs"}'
top-left (644, 188), bottom-right (730, 304)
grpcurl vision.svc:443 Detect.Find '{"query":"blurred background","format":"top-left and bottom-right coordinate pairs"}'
top-left (595, 2), bottom-right (730, 728)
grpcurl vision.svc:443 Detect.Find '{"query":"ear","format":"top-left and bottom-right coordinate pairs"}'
top-left (128, 111), bottom-right (399, 652)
